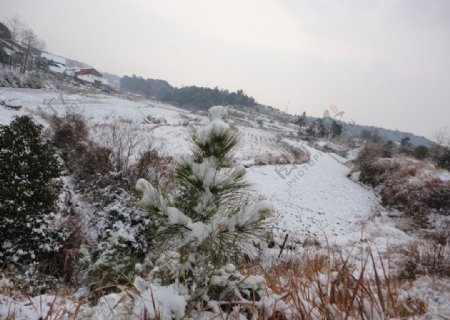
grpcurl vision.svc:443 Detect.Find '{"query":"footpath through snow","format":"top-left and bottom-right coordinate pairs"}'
top-left (247, 144), bottom-right (405, 246)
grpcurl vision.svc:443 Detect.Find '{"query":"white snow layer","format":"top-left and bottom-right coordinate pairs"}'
top-left (246, 144), bottom-right (386, 245)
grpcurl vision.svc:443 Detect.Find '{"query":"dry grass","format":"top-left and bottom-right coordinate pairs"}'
top-left (0, 285), bottom-right (85, 320)
top-left (246, 247), bottom-right (429, 320)
top-left (389, 239), bottom-right (450, 280)
top-left (356, 147), bottom-right (450, 229)
top-left (252, 150), bottom-right (310, 167)
top-left (3, 241), bottom-right (447, 319)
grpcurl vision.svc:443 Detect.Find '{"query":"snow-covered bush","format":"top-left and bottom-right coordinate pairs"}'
top-left (128, 150), bottom-right (174, 192)
top-left (0, 69), bottom-right (44, 88)
top-left (50, 113), bottom-right (114, 188)
top-left (381, 178), bottom-right (450, 225)
top-left (50, 113), bottom-right (159, 297)
top-left (0, 116), bottom-right (66, 271)
top-left (84, 186), bottom-right (154, 299)
top-left (394, 239), bottom-right (450, 280)
top-left (413, 145), bottom-right (429, 160)
top-left (51, 112), bottom-right (89, 157)
top-left (433, 146), bottom-right (450, 170)
top-left (135, 106), bottom-right (283, 316)
top-left (354, 145), bottom-right (399, 186)
top-left (355, 145), bottom-right (450, 228)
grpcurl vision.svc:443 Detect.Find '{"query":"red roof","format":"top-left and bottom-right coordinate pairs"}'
top-left (76, 68), bottom-right (102, 77)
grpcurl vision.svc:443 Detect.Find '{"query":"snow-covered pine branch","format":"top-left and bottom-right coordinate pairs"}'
top-left (136, 106), bottom-right (271, 287)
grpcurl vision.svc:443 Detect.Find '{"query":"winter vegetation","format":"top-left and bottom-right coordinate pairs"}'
top-left (0, 116), bottom-right (66, 276)
top-left (120, 75), bottom-right (257, 110)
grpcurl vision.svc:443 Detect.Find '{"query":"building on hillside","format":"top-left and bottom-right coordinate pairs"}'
top-left (0, 22), bottom-right (12, 40)
top-left (40, 52), bottom-right (66, 73)
top-left (76, 67), bottom-right (102, 77)
top-left (0, 23), bottom-right (43, 70)
top-left (0, 39), bottom-right (15, 56)
top-left (0, 23), bottom-right (48, 71)
top-left (0, 22), bottom-right (111, 89)
top-left (74, 67), bottom-right (109, 86)
top-left (0, 38), bottom-right (25, 67)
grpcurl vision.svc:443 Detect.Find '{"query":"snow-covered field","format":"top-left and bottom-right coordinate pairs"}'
top-left (2, 87), bottom-right (448, 319)
top-left (248, 148), bottom-right (378, 244)
top-left (0, 87), bottom-right (403, 247)
top-left (0, 88), bottom-right (302, 162)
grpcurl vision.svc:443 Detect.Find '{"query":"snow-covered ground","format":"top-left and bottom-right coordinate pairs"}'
top-left (1, 87), bottom-right (449, 319)
top-left (247, 144), bottom-right (410, 248)
top-left (0, 87), bottom-right (403, 247)
top-left (0, 88), bottom-right (301, 162)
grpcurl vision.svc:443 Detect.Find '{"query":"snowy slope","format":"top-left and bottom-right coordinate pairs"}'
top-left (248, 145), bottom-right (389, 245)
top-left (0, 87), bottom-right (405, 248)
top-left (0, 88), bottom-right (305, 162)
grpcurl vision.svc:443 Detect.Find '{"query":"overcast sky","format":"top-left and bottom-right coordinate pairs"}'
top-left (1, 0), bottom-right (449, 139)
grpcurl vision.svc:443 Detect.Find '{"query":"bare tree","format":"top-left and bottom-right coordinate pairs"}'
top-left (20, 28), bottom-right (45, 73)
top-left (433, 126), bottom-right (450, 148)
top-left (34, 38), bottom-right (46, 51)
top-left (430, 126), bottom-right (450, 168)
top-left (20, 28), bottom-right (37, 73)
top-left (5, 15), bottom-right (46, 72)
top-left (6, 15), bottom-right (24, 42)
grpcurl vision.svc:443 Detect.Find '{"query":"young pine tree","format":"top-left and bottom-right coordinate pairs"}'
top-left (136, 106), bottom-right (270, 290)
top-left (0, 116), bottom-right (64, 267)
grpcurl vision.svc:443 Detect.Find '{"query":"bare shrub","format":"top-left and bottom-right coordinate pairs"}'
top-left (51, 113), bottom-right (174, 193)
top-left (0, 69), bottom-right (44, 89)
top-left (145, 114), bottom-right (167, 124)
top-left (51, 113), bottom-right (88, 151)
top-left (257, 118), bottom-right (264, 127)
top-left (431, 126), bottom-right (450, 170)
top-left (93, 121), bottom-right (153, 178)
top-left (355, 145), bottom-right (399, 186)
top-left (287, 144), bottom-right (310, 163)
top-left (394, 240), bottom-right (450, 280)
top-left (381, 178), bottom-right (450, 225)
top-left (40, 205), bottom-right (84, 287)
top-left (252, 146), bottom-right (309, 166)
top-left (356, 150), bottom-right (450, 228)
top-left (72, 143), bottom-right (115, 188)
top-left (254, 153), bottom-right (293, 166)
top-left (50, 112), bottom-right (116, 189)
top-left (424, 219), bottom-right (450, 245)
top-left (128, 150), bottom-right (174, 191)
top-left (421, 179), bottom-right (450, 212)
top-left (355, 147), bottom-right (449, 227)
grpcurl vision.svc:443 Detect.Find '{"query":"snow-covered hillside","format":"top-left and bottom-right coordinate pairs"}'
top-left (0, 88), bottom-right (303, 163)
top-left (248, 147), bottom-right (379, 244)
top-left (2, 86), bottom-right (450, 319)
top-left (0, 87), bottom-right (404, 248)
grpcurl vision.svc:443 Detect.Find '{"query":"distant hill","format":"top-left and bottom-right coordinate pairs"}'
top-left (120, 75), bottom-right (257, 110)
top-left (103, 73), bottom-right (121, 89)
top-left (249, 106), bottom-right (434, 146)
top-left (118, 75), bottom-right (433, 146)
top-left (343, 123), bottom-right (434, 146)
